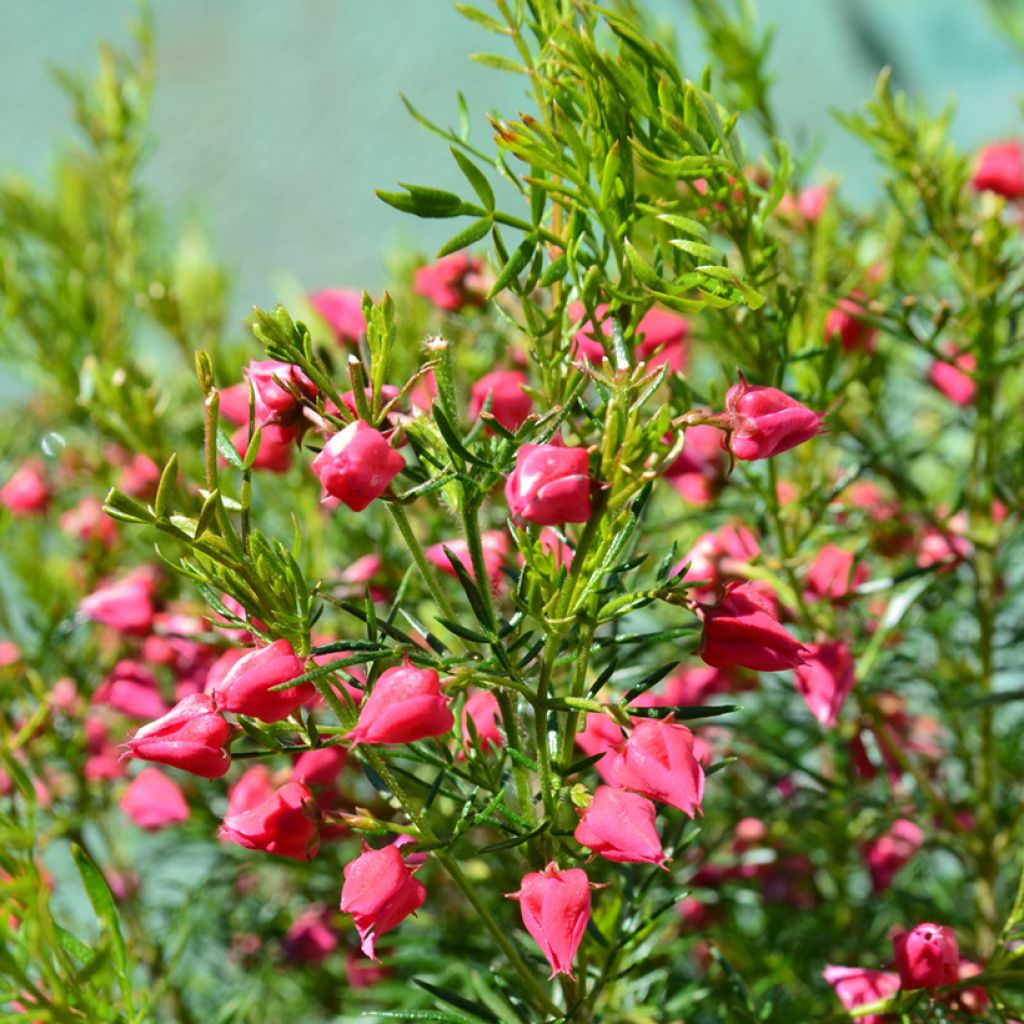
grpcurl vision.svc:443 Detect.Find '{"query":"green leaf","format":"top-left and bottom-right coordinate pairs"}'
top-left (216, 424), bottom-right (244, 469)
top-left (376, 185), bottom-right (464, 219)
top-left (437, 217), bottom-right (492, 258)
top-left (451, 146), bottom-right (495, 210)
top-left (154, 452), bottom-right (177, 518)
top-left (70, 843), bottom-right (132, 1009)
top-left (487, 237), bottom-right (536, 298)
top-left (469, 52), bottom-right (528, 74)
top-left (412, 978), bottom-right (499, 1023)
top-left (454, 4), bottom-right (511, 35)
top-left (55, 925), bottom-right (93, 963)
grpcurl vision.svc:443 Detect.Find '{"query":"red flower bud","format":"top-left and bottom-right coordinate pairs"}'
top-left (232, 424), bottom-right (294, 473)
top-left (311, 421), bottom-right (405, 511)
top-left (81, 570), bottom-right (157, 635)
top-left (699, 582), bottom-right (807, 672)
top-left (793, 639), bottom-right (856, 728)
top-left (226, 765), bottom-right (275, 817)
top-left (210, 639), bottom-right (312, 723)
top-left (93, 660), bottom-right (169, 720)
top-left (823, 966), bottom-right (899, 1024)
top-left (862, 818), bottom-right (923, 893)
top-left (125, 693), bottom-right (231, 778)
top-left (470, 370), bottom-right (533, 432)
top-left (824, 294), bottom-right (877, 353)
top-left (574, 786), bottom-right (667, 865)
top-left (505, 443), bottom-right (592, 525)
top-left (347, 662), bottom-right (453, 746)
top-left (972, 140), bottom-right (1024, 198)
top-left (219, 780), bottom-right (320, 861)
top-left (119, 768), bottom-right (189, 830)
top-left (606, 719), bottom-right (704, 817)
top-left (0, 459), bottom-right (50, 516)
top-left (929, 345), bottom-right (977, 406)
top-left (507, 863), bottom-right (591, 979)
top-left (60, 497), bottom-right (119, 547)
top-left (292, 746), bottom-right (347, 787)
top-left (892, 923), bottom-right (959, 990)
top-left (804, 544), bottom-right (867, 602)
top-left (673, 522), bottom-right (760, 599)
top-left (725, 376), bottom-right (823, 461)
top-left (425, 530), bottom-right (509, 586)
top-left (246, 359), bottom-right (316, 427)
top-left (664, 424), bottom-right (726, 505)
top-left (414, 252), bottom-right (485, 310)
top-left (283, 906), bottom-right (339, 964)
top-left (340, 842), bottom-right (426, 959)
top-left (310, 288), bottom-right (366, 344)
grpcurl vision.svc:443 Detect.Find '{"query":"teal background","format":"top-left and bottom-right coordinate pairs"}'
top-left (1, 1), bottom-right (1021, 323)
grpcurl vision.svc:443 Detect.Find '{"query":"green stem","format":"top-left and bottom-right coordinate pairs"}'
top-left (388, 503), bottom-right (460, 626)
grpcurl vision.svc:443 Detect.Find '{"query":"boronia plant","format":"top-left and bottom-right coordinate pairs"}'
top-left (2, 2), bottom-right (1024, 1022)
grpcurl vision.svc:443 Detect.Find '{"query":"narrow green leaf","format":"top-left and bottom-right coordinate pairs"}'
top-left (216, 425), bottom-right (244, 469)
top-left (451, 147), bottom-right (495, 210)
top-left (454, 4), bottom-right (511, 35)
top-left (469, 52), bottom-right (528, 74)
top-left (437, 217), bottom-right (492, 258)
top-left (487, 238), bottom-right (536, 298)
top-left (154, 452), bottom-right (177, 518)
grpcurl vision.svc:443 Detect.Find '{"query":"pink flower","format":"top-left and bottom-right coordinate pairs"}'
top-left (673, 522), bottom-right (760, 599)
top-left (347, 662), bottom-right (453, 745)
top-left (219, 780), bottom-right (320, 861)
top-left (862, 818), bottom-right (924, 892)
top-left (210, 639), bottom-right (313, 723)
top-left (246, 359), bottom-right (316, 428)
top-left (892, 923), bottom-right (959, 990)
top-left (804, 545), bottom-right (867, 602)
top-left (825, 293), bottom-right (877, 353)
top-left (232, 424), bottom-right (294, 473)
top-left (283, 906), bottom-right (339, 964)
top-left (414, 252), bottom-right (485, 311)
top-left (340, 842), bottom-right (427, 959)
top-left (60, 497), bottom-right (119, 547)
top-left (823, 966), bottom-right (899, 1024)
top-left (568, 302), bottom-right (688, 370)
top-left (972, 141), bottom-right (1024, 198)
top-left (574, 786), bottom-right (667, 865)
top-left (793, 640), bottom-right (856, 728)
top-left (575, 713), bottom-right (625, 783)
top-left (125, 693), bottom-right (232, 779)
top-left (118, 453), bottom-right (161, 498)
top-left (81, 570), bottom-right (157, 635)
top-left (605, 718), bottom-right (705, 817)
top-left (291, 746), bottom-right (347, 787)
top-left (425, 530), bottom-right (508, 585)
top-left (725, 376), bottom-right (823, 461)
top-left (664, 424), bottom-right (726, 505)
top-left (699, 582), bottom-right (807, 672)
top-left (797, 185), bottom-right (829, 221)
top-left (311, 421), bottom-right (405, 511)
top-left (310, 288), bottom-right (366, 344)
top-left (470, 370), bottom-right (533, 432)
top-left (93, 660), bottom-right (169, 720)
top-left (119, 768), bottom-right (189, 830)
top-left (0, 459), bottom-right (50, 516)
top-left (225, 765), bottom-right (276, 817)
top-left (929, 345), bottom-right (977, 406)
top-left (461, 690), bottom-right (503, 754)
top-left (508, 863), bottom-right (591, 979)
top-left (505, 443), bottom-right (592, 525)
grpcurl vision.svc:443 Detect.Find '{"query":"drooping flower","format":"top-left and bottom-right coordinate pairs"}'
top-left (210, 639), bottom-right (313, 724)
top-left (125, 693), bottom-right (232, 779)
top-left (311, 421), bottom-right (405, 511)
top-left (792, 639), bottom-right (856, 728)
top-left (219, 780), bottom-right (320, 861)
top-left (574, 786), bottom-right (667, 865)
top-left (724, 376), bottom-right (824, 461)
top-left (862, 818), bottom-right (924, 893)
top-left (347, 662), bottom-right (453, 746)
top-left (119, 768), bottom-right (189, 830)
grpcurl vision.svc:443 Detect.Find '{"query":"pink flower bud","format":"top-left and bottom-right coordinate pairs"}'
top-left (461, 690), bottom-right (503, 754)
top-left (928, 345), bottom-right (977, 406)
top-left (824, 293), bottom-right (877, 353)
top-left (664, 424), bottom-right (726, 505)
top-left (347, 662), bottom-right (453, 745)
top-left (574, 786), bottom-right (667, 865)
top-left (246, 360), bottom-right (316, 427)
top-left (118, 453), bottom-right (161, 498)
top-left (310, 288), bottom-right (367, 345)
top-left (311, 420), bottom-right (405, 511)
top-left (470, 370), bottom-right (533, 432)
top-left (414, 252), bottom-right (485, 311)
top-left (822, 966), bottom-right (899, 1024)
top-left (724, 376), bottom-right (823, 461)
top-left (81, 570), bottom-right (157, 635)
top-left (892, 923), bottom-right (959, 990)
top-left (605, 719), bottom-right (704, 817)
top-left (797, 185), bottom-right (829, 221)
top-left (219, 780), bottom-right (320, 861)
top-left (505, 443), bottom-right (592, 525)
top-left (507, 863), bottom-right (591, 979)
top-left (793, 639), bottom-right (856, 728)
top-left (0, 459), bottom-right (50, 516)
top-left (292, 746), bottom-right (347, 787)
top-left (226, 765), bottom-right (275, 817)
top-left (673, 522), bottom-right (760, 599)
top-left (93, 660), bottom-right (169, 720)
top-left (210, 639), bottom-right (312, 723)
top-left (972, 141), bottom-right (1024, 198)
top-left (804, 545), bottom-right (867, 602)
top-left (340, 842), bottom-right (426, 959)
top-left (125, 693), bottom-right (232, 778)
top-left (283, 906), bottom-right (339, 964)
top-left (862, 818), bottom-right (924, 893)
top-left (119, 768), bottom-right (189, 830)
top-left (60, 497), bottom-right (119, 547)
top-left (0, 641), bottom-right (21, 668)
top-left (699, 582), bottom-right (807, 672)
top-left (425, 530), bottom-right (509, 585)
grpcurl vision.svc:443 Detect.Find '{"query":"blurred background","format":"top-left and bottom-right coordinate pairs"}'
top-left (1, 0), bottom-right (1021, 324)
